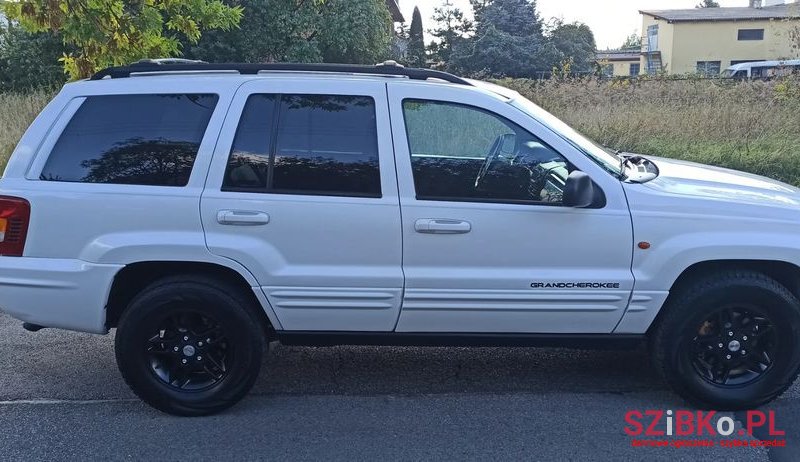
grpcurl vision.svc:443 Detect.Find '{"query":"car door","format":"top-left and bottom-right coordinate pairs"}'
top-left (201, 78), bottom-right (403, 332)
top-left (388, 82), bottom-right (634, 334)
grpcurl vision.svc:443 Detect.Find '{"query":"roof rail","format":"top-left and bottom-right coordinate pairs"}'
top-left (90, 60), bottom-right (473, 86)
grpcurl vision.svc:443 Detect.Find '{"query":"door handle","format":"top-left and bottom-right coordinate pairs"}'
top-left (415, 219), bottom-right (472, 234)
top-left (217, 210), bottom-right (270, 226)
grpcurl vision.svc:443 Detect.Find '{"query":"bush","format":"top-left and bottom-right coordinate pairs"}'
top-left (0, 24), bottom-right (67, 92)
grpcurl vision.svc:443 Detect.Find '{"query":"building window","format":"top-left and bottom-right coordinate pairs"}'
top-left (646, 24), bottom-right (659, 51)
top-left (629, 63), bottom-right (641, 76)
top-left (696, 61), bottom-right (721, 77)
top-left (738, 29), bottom-right (764, 41)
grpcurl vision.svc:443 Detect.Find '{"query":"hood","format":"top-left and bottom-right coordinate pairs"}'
top-left (635, 156), bottom-right (800, 209)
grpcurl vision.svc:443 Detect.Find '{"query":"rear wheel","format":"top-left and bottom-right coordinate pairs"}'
top-left (115, 276), bottom-right (265, 416)
top-left (651, 270), bottom-right (800, 410)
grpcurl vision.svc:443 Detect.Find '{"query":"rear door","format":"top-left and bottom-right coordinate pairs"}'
top-left (201, 78), bottom-right (403, 332)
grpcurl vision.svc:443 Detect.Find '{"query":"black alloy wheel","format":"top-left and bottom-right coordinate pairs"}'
top-left (146, 310), bottom-right (232, 391)
top-left (688, 305), bottom-right (776, 387)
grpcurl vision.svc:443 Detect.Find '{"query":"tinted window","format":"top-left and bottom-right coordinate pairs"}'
top-left (224, 94), bottom-right (381, 197)
top-left (41, 94), bottom-right (218, 186)
top-left (403, 100), bottom-right (572, 205)
top-left (738, 29), bottom-right (764, 41)
top-left (224, 95), bottom-right (277, 190)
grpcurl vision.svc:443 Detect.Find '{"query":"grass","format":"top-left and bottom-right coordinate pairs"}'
top-left (501, 77), bottom-right (800, 185)
top-left (0, 89), bottom-right (55, 175)
top-left (1, 79), bottom-right (800, 185)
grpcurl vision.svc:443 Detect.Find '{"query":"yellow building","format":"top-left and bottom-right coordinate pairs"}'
top-left (596, 50), bottom-right (642, 77)
top-left (639, 2), bottom-right (800, 75)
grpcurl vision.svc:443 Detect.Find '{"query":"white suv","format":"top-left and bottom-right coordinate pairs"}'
top-left (1, 61), bottom-right (799, 416)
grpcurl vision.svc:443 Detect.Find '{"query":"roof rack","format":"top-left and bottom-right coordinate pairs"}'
top-left (90, 60), bottom-right (473, 86)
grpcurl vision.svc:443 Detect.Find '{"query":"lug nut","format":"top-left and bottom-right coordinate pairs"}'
top-left (173, 346), bottom-right (179, 352)
top-left (206, 338), bottom-right (211, 343)
top-left (726, 354), bottom-right (732, 359)
top-left (742, 350), bottom-right (746, 355)
top-left (181, 359), bottom-right (187, 364)
top-left (197, 356), bottom-right (202, 361)
top-left (184, 336), bottom-right (189, 341)
top-left (743, 336), bottom-right (748, 341)
top-left (198, 341), bottom-right (204, 347)
top-left (718, 343), bottom-right (724, 348)
top-left (728, 331), bottom-right (734, 337)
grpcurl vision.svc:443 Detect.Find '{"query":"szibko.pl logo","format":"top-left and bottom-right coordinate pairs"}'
top-left (624, 410), bottom-right (786, 448)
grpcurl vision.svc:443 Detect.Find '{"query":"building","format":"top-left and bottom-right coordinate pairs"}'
top-left (596, 49), bottom-right (642, 77)
top-left (386, 0), bottom-right (405, 23)
top-left (639, 1), bottom-right (800, 75)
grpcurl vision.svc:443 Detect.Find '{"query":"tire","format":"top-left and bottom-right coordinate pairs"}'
top-left (115, 275), bottom-right (265, 416)
top-left (651, 270), bottom-right (800, 410)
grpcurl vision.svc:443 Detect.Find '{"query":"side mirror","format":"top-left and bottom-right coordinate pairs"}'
top-left (563, 171), bottom-right (605, 208)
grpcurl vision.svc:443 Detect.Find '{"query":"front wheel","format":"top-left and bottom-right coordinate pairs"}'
top-left (115, 276), bottom-right (265, 416)
top-left (651, 270), bottom-right (800, 410)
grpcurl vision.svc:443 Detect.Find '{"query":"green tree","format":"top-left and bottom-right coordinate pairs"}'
top-left (452, 0), bottom-right (557, 77)
top-left (0, 23), bottom-right (68, 92)
top-left (620, 31), bottom-right (642, 50)
top-left (428, 0), bottom-right (472, 66)
top-left (697, 0), bottom-right (720, 7)
top-left (548, 21), bottom-right (597, 74)
top-left (317, 0), bottom-right (392, 64)
top-left (408, 7), bottom-right (426, 67)
top-left (3, 0), bottom-right (243, 80)
top-left (185, 0), bottom-right (391, 65)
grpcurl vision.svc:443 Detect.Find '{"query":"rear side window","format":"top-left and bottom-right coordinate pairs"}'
top-left (41, 94), bottom-right (218, 186)
top-left (224, 94), bottom-right (381, 197)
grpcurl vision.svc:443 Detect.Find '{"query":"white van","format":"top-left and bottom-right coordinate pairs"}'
top-left (722, 59), bottom-right (800, 79)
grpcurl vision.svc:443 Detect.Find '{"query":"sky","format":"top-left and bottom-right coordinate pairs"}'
top-left (399, 0), bottom-right (750, 49)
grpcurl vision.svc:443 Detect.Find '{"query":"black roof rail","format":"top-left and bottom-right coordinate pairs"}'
top-left (90, 60), bottom-right (473, 86)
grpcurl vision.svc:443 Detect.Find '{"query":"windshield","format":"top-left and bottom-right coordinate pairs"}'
top-left (721, 69), bottom-right (735, 78)
top-left (510, 97), bottom-right (623, 178)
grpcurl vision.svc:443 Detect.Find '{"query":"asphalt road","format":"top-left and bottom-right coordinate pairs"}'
top-left (0, 312), bottom-right (798, 461)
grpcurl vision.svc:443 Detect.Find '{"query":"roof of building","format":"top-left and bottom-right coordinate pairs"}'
top-left (596, 49), bottom-right (641, 61)
top-left (386, 0), bottom-right (404, 22)
top-left (640, 4), bottom-right (800, 22)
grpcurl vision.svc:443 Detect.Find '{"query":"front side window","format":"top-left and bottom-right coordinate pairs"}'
top-left (41, 94), bottom-right (218, 186)
top-left (224, 94), bottom-right (381, 197)
top-left (402, 99), bottom-right (572, 205)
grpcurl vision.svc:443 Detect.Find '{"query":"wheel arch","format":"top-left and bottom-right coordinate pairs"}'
top-left (647, 259), bottom-right (800, 334)
top-left (105, 261), bottom-right (278, 336)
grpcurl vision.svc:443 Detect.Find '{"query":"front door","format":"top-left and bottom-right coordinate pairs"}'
top-left (388, 82), bottom-right (634, 333)
top-left (201, 79), bottom-right (403, 332)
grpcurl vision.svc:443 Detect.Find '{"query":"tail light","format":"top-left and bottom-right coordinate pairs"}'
top-left (0, 196), bottom-right (30, 257)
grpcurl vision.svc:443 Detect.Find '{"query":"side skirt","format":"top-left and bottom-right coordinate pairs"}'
top-left (276, 332), bottom-right (645, 350)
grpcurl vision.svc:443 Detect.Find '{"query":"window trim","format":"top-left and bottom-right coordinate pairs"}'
top-left (400, 98), bottom-right (580, 208)
top-left (36, 93), bottom-right (219, 187)
top-left (221, 93), bottom-right (383, 199)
